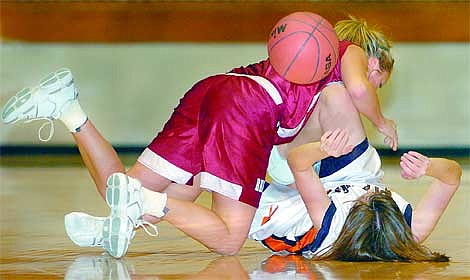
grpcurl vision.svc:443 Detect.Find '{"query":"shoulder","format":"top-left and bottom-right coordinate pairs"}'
top-left (342, 43), bottom-right (366, 59)
top-left (229, 59), bottom-right (270, 75)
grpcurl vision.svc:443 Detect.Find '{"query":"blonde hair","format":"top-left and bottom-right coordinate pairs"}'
top-left (335, 16), bottom-right (395, 73)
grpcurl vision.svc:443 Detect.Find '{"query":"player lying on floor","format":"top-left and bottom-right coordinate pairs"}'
top-left (249, 128), bottom-right (461, 261)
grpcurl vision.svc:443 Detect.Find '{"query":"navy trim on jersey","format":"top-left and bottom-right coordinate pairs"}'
top-left (319, 138), bottom-right (369, 178)
top-left (404, 204), bottom-right (412, 227)
top-left (302, 202), bottom-right (337, 253)
top-left (261, 234), bottom-right (297, 249)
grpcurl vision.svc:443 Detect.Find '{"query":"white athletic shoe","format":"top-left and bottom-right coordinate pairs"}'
top-left (104, 173), bottom-right (160, 258)
top-left (65, 212), bottom-right (105, 248)
top-left (1, 68), bottom-right (77, 141)
top-left (65, 254), bottom-right (135, 280)
top-left (64, 211), bottom-right (138, 250)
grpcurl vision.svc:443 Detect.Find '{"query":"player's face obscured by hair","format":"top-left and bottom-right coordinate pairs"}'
top-left (367, 57), bottom-right (390, 89)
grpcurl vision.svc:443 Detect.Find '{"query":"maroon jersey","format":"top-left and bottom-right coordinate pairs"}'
top-left (230, 40), bottom-right (351, 144)
top-left (138, 41), bottom-right (353, 208)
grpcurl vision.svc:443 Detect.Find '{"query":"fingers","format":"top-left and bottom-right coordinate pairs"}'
top-left (320, 128), bottom-right (352, 157)
top-left (401, 153), bottom-right (420, 170)
top-left (321, 130), bottom-right (333, 140)
top-left (403, 151), bottom-right (429, 167)
top-left (380, 118), bottom-right (398, 151)
top-left (331, 129), bottom-right (350, 152)
top-left (399, 151), bottom-right (429, 179)
top-left (400, 169), bottom-right (414, 180)
top-left (321, 128), bottom-right (344, 149)
top-left (391, 129), bottom-right (398, 151)
top-left (385, 130), bottom-right (398, 151)
top-left (407, 151), bottom-right (428, 161)
top-left (400, 156), bottom-right (416, 174)
top-left (383, 135), bottom-right (398, 151)
top-left (320, 130), bottom-right (332, 152)
top-left (390, 132), bottom-right (398, 151)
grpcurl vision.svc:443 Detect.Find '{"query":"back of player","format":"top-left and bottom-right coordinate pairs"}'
top-left (249, 82), bottom-right (394, 255)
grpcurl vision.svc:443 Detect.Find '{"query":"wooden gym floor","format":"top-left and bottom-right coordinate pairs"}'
top-left (0, 158), bottom-right (469, 279)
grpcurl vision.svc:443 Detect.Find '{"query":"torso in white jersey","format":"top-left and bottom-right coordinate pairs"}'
top-left (249, 139), bottom-right (412, 258)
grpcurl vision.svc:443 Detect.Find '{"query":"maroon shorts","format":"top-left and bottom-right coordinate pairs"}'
top-left (138, 74), bottom-right (281, 208)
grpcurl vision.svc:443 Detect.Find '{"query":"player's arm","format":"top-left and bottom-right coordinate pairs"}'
top-left (341, 45), bottom-right (397, 151)
top-left (287, 129), bottom-right (353, 228)
top-left (400, 151), bottom-right (462, 243)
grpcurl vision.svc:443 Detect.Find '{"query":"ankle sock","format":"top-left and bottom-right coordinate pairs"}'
top-left (60, 100), bottom-right (88, 132)
top-left (142, 187), bottom-right (168, 218)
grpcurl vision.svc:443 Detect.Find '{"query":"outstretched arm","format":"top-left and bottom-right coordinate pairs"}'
top-left (287, 129), bottom-right (353, 228)
top-left (400, 151), bottom-right (462, 243)
top-left (341, 45), bottom-right (398, 151)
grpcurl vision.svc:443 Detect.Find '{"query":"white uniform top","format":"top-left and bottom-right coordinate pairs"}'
top-left (249, 140), bottom-right (412, 257)
top-left (249, 183), bottom-right (412, 258)
top-left (267, 138), bottom-right (384, 187)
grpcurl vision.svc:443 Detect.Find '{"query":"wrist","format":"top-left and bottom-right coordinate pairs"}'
top-left (374, 116), bottom-right (386, 129)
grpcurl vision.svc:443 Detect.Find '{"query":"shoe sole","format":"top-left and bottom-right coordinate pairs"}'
top-left (2, 68), bottom-right (74, 123)
top-left (103, 173), bottom-right (133, 258)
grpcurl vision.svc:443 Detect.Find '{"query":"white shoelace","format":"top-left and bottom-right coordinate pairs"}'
top-left (136, 220), bottom-right (159, 237)
top-left (25, 117), bottom-right (55, 142)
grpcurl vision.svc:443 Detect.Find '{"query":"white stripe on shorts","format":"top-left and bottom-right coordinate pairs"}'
top-left (276, 93), bottom-right (321, 138)
top-left (225, 73), bottom-right (321, 139)
top-left (200, 171), bottom-right (243, 201)
top-left (137, 148), bottom-right (193, 184)
top-left (225, 73), bottom-right (283, 105)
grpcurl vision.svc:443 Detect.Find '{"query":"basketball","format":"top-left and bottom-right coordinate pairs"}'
top-left (268, 12), bottom-right (339, 84)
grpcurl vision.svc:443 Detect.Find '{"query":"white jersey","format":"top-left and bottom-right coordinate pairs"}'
top-left (268, 138), bottom-right (384, 187)
top-left (249, 139), bottom-right (412, 257)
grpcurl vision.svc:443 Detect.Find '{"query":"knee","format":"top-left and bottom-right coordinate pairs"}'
top-left (208, 238), bottom-right (244, 256)
top-left (210, 245), bottom-right (242, 256)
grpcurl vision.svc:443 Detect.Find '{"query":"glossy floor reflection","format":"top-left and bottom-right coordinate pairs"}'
top-left (1, 162), bottom-right (469, 279)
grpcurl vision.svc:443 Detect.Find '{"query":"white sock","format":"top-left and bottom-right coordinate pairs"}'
top-left (142, 187), bottom-right (168, 218)
top-left (60, 100), bottom-right (88, 132)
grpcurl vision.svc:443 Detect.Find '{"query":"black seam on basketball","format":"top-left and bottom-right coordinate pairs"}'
top-left (270, 13), bottom-right (337, 83)
top-left (268, 31), bottom-right (314, 52)
top-left (303, 13), bottom-right (335, 33)
top-left (288, 19), bottom-right (322, 81)
top-left (307, 36), bottom-right (321, 83)
top-left (315, 28), bottom-right (339, 68)
top-left (283, 34), bottom-right (315, 77)
top-left (307, 19), bottom-right (324, 82)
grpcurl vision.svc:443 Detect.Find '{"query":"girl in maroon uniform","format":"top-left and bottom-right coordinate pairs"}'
top-left (2, 16), bottom-right (397, 258)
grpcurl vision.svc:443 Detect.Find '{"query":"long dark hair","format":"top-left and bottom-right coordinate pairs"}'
top-left (314, 189), bottom-right (449, 262)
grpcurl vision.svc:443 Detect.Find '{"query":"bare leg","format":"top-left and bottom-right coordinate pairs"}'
top-left (72, 120), bottom-right (125, 198)
top-left (72, 119), bottom-right (203, 226)
top-left (72, 119), bottom-right (202, 202)
top-left (162, 192), bottom-right (256, 255)
top-left (4, 69), bottom-right (253, 256)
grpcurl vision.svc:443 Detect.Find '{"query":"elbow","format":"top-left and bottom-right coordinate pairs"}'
top-left (287, 153), bottom-right (304, 173)
top-left (287, 156), bottom-right (297, 172)
top-left (448, 160), bottom-right (463, 187)
top-left (347, 83), bottom-right (368, 100)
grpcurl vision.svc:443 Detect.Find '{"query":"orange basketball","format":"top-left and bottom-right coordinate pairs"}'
top-left (268, 12), bottom-right (339, 84)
